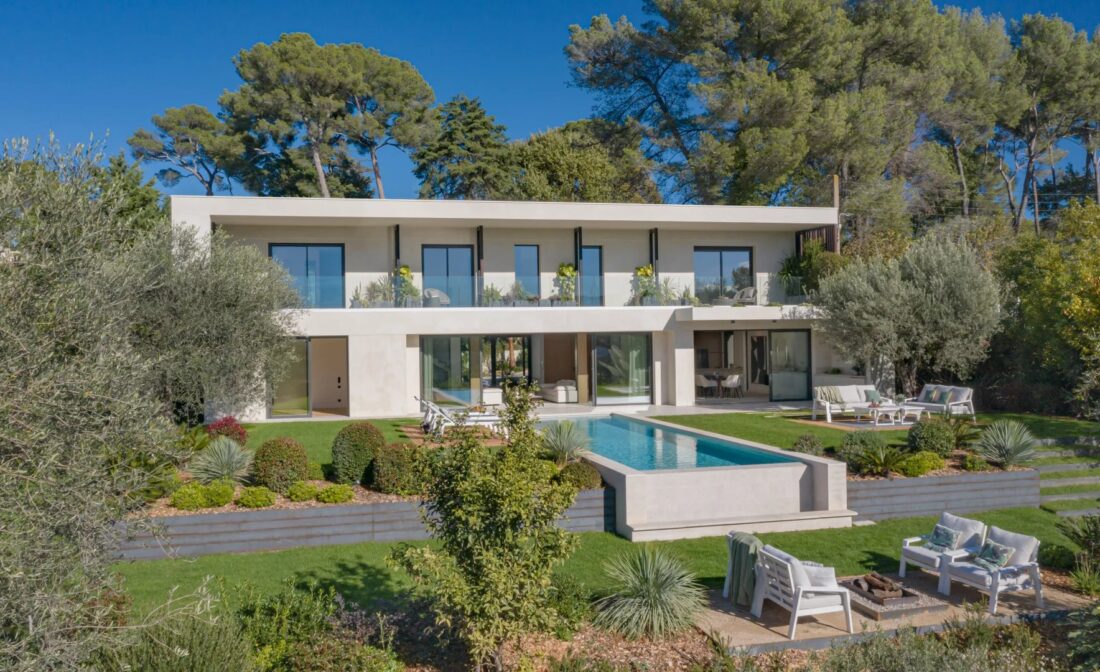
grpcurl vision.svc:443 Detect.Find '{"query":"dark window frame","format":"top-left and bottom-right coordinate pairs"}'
top-left (580, 244), bottom-right (604, 306)
top-left (692, 246), bottom-right (754, 299)
top-left (268, 243), bottom-right (346, 309)
top-left (513, 244), bottom-right (541, 298)
top-left (421, 244), bottom-right (476, 307)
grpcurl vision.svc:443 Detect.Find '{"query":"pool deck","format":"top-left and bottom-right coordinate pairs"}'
top-left (699, 569), bottom-right (1088, 653)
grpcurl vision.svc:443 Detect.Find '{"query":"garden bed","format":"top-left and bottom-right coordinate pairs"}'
top-left (140, 480), bottom-right (411, 518)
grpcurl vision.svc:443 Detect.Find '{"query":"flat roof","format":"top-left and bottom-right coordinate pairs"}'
top-left (170, 195), bottom-right (838, 232)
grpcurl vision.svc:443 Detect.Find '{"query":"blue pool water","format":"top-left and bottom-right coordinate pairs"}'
top-left (547, 416), bottom-right (798, 471)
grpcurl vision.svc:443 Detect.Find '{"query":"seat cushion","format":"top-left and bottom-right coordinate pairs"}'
top-left (901, 544), bottom-right (944, 569)
top-left (987, 526), bottom-right (1039, 566)
top-left (798, 592), bottom-right (846, 610)
top-left (838, 386), bottom-right (866, 403)
top-left (803, 565), bottom-right (837, 588)
top-left (940, 512), bottom-right (985, 550)
top-left (947, 561), bottom-right (994, 587)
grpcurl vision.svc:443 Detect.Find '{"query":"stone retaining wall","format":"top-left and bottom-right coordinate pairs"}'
top-left (120, 488), bottom-right (614, 560)
top-left (847, 470), bottom-right (1040, 521)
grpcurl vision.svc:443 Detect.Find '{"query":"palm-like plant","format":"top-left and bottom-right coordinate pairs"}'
top-left (975, 420), bottom-right (1037, 468)
top-left (542, 421), bottom-right (590, 466)
top-left (946, 416), bottom-right (980, 449)
top-left (594, 547), bottom-right (706, 639)
top-left (855, 444), bottom-right (906, 477)
top-left (188, 436), bottom-right (253, 484)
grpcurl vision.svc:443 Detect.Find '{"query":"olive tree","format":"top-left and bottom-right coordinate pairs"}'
top-left (815, 236), bottom-right (1001, 395)
top-left (390, 382), bottom-right (578, 670)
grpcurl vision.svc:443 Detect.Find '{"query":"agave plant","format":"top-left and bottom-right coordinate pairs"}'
top-left (188, 436), bottom-right (253, 484)
top-left (594, 547), bottom-right (706, 639)
top-left (542, 421), bottom-right (590, 466)
top-left (975, 420), bottom-right (1037, 468)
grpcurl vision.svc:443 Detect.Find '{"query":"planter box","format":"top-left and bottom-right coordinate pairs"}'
top-left (119, 488), bottom-right (615, 560)
top-left (847, 470), bottom-right (1040, 521)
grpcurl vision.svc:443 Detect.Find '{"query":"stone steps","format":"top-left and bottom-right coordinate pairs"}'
top-left (1056, 507), bottom-right (1100, 518)
top-left (1037, 461), bottom-right (1100, 473)
top-left (1041, 490), bottom-right (1100, 502)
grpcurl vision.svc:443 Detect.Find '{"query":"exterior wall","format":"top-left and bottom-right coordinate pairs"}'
top-left (847, 470), bottom-right (1041, 521)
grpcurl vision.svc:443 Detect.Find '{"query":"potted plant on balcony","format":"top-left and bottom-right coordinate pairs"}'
top-left (349, 284), bottom-right (367, 308)
top-left (506, 281), bottom-right (537, 307)
top-left (364, 276), bottom-right (394, 308)
top-left (553, 262), bottom-right (577, 306)
top-left (481, 283), bottom-right (504, 307)
top-left (631, 264), bottom-right (658, 305)
top-left (395, 265), bottom-right (420, 307)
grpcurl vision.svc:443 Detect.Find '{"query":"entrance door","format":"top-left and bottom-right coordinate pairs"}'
top-left (768, 330), bottom-right (811, 401)
top-left (271, 338), bottom-right (310, 417)
top-left (579, 245), bottom-right (603, 306)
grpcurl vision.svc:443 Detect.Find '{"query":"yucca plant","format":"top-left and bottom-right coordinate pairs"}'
top-left (975, 420), bottom-right (1036, 468)
top-left (188, 436), bottom-right (253, 484)
top-left (542, 421), bottom-right (590, 466)
top-left (594, 547), bottom-right (705, 639)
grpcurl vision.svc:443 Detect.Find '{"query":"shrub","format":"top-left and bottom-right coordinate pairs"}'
top-left (907, 418), bottom-right (955, 457)
top-left (95, 612), bottom-right (253, 672)
top-left (170, 482), bottom-right (208, 511)
top-left (1058, 515), bottom-right (1100, 562)
top-left (254, 437), bottom-right (309, 494)
top-left (331, 422), bottom-right (385, 485)
top-left (1070, 554), bottom-right (1100, 596)
top-left (946, 416), bottom-right (980, 449)
top-left (203, 479), bottom-right (235, 507)
top-left (205, 416), bottom-right (247, 445)
top-left (854, 444), bottom-right (907, 477)
top-left (548, 574), bottom-right (592, 640)
top-left (556, 462), bottom-right (603, 490)
top-left (976, 420), bottom-right (1037, 468)
top-left (1069, 603), bottom-right (1100, 671)
top-left (287, 480), bottom-right (320, 502)
top-left (370, 442), bottom-right (425, 495)
top-left (188, 436), bottom-right (252, 484)
top-left (237, 485), bottom-right (276, 508)
top-left (896, 450), bottom-right (946, 477)
top-left (176, 423), bottom-right (211, 454)
top-left (316, 484), bottom-right (354, 504)
top-left (543, 421), bottom-right (591, 466)
top-left (791, 434), bottom-right (824, 456)
top-left (837, 431), bottom-right (885, 470)
top-left (594, 548), bottom-right (706, 639)
top-left (962, 453), bottom-right (991, 472)
top-left (138, 465), bottom-right (183, 503)
top-left (284, 637), bottom-right (402, 672)
top-left (234, 580), bottom-right (339, 662)
top-left (307, 461), bottom-right (325, 481)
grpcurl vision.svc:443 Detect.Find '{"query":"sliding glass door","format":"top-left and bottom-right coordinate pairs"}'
top-left (270, 338), bottom-right (310, 417)
top-left (768, 330), bottom-right (811, 401)
top-left (420, 336), bottom-right (473, 405)
top-left (579, 245), bottom-right (603, 306)
top-left (422, 245), bottom-right (474, 307)
top-left (592, 333), bottom-right (651, 405)
top-left (693, 247), bottom-right (752, 304)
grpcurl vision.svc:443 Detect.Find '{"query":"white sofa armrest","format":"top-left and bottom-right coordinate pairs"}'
top-left (902, 536), bottom-right (923, 547)
top-left (802, 585), bottom-right (849, 595)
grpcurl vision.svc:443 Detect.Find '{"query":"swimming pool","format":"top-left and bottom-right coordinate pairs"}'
top-left (548, 415), bottom-right (798, 471)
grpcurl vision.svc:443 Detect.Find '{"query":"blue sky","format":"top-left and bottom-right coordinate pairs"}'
top-left (1, 1), bottom-right (1098, 199)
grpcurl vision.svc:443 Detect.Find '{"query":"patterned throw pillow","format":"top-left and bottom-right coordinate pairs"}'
top-left (973, 540), bottom-right (1014, 572)
top-left (927, 388), bottom-right (942, 403)
top-left (924, 524), bottom-right (962, 553)
top-left (864, 389), bottom-right (883, 403)
top-left (918, 386), bottom-right (933, 402)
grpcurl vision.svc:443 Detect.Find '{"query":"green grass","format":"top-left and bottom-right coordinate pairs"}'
top-left (652, 412), bottom-right (908, 451)
top-left (1041, 498), bottom-right (1100, 513)
top-left (1041, 467), bottom-right (1100, 480)
top-left (1041, 483), bottom-right (1100, 496)
top-left (115, 507), bottom-right (1073, 615)
top-left (243, 418), bottom-right (417, 465)
top-left (1032, 455), bottom-right (1100, 466)
top-left (975, 413), bottom-right (1100, 440)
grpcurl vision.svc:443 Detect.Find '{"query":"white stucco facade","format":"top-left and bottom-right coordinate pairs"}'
top-left (171, 196), bottom-right (851, 421)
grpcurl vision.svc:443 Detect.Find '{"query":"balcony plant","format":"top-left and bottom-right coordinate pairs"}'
top-left (349, 284), bottom-right (367, 308)
top-left (507, 281), bottom-right (537, 306)
top-left (395, 265), bottom-right (420, 307)
top-left (364, 275), bottom-right (394, 308)
top-left (482, 283), bottom-right (504, 307)
top-left (631, 264), bottom-right (658, 305)
top-left (554, 262), bottom-right (577, 305)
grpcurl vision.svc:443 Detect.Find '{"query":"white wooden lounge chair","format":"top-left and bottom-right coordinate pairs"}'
top-left (751, 545), bottom-right (854, 639)
top-left (899, 512), bottom-right (986, 592)
top-left (422, 399), bottom-right (504, 439)
top-left (941, 526), bottom-right (1043, 614)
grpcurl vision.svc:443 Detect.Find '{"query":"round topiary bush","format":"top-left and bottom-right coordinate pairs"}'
top-left (791, 434), bottom-right (825, 456)
top-left (557, 462), bottom-right (603, 490)
top-left (236, 486), bottom-right (276, 508)
top-left (316, 484), bottom-right (354, 504)
top-left (896, 450), bottom-right (946, 477)
top-left (369, 442), bottom-right (425, 495)
top-left (253, 437), bottom-right (309, 494)
top-left (287, 480), bottom-right (319, 502)
top-left (170, 482), bottom-right (208, 511)
top-left (331, 422), bottom-right (385, 485)
top-left (907, 418), bottom-right (955, 457)
top-left (203, 479), bottom-right (235, 507)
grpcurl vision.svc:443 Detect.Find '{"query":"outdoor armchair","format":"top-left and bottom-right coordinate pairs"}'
top-left (751, 545), bottom-right (854, 640)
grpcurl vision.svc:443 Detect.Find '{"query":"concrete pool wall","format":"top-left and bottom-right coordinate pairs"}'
top-left (585, 415), bottom-right (853, 541)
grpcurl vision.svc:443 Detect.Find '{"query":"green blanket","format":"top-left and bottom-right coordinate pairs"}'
top-left (725, 531), bottom-right (763, 607)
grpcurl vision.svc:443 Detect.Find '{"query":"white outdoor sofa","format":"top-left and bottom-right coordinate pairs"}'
top-left (899, 512), bottom-right (986, 583)
top-left (942, 526), bottom-right (1043, 615)
top-left (811, 385), bottom-right (878, 422)
top-left (751, 545), bottom-right (854, 639)
top-left (906, 384), bottom-right (976, 419)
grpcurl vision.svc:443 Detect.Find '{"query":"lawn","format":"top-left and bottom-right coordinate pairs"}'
top-left (652, 411), bottom-right (908, 450)
top-left (116, 507), bottom-right (1074, 614)
top-left (975, 412), bottom-right (1100, 440)
top-left (243, 418), bottom-right (417, 465)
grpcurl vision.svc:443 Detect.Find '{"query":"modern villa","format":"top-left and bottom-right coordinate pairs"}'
top-left (171, 196), bottom-right (863, 423)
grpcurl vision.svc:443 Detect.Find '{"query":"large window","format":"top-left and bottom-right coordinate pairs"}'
top-left (423, 245), bottom-right (474, 307)
top-left (592, 333), bottom-right (651, 405)
top-left (481, 335), bottom-right (532, 388)
top-left (580, 245), bottom-right (603, 306)
top-left (769, 330), bottom-right (811, 401)
top-left (421, 336), bottom-right (472, 405)
top-left (514, 245), bottom-right (540, 299)
top-left (693, 247), bottom-right (752, 304)
top-left (270, 244), bottom-right (345, 308)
